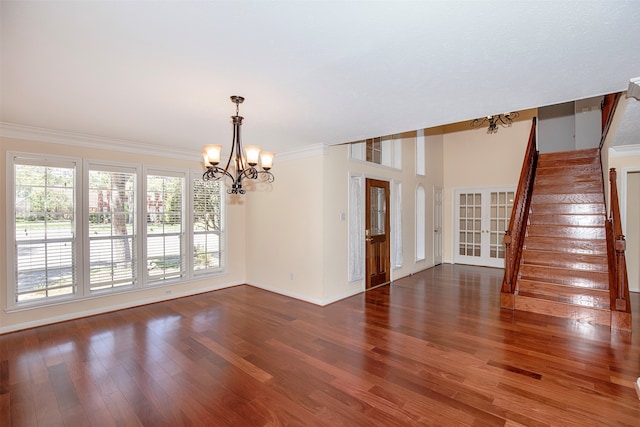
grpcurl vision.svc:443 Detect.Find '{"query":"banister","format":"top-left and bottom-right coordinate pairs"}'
top-left (501, 118), bottom-right (538, 306)
top-left (599, 92), bottom-right (621, 150)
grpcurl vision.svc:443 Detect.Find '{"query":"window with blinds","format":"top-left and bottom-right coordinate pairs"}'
top-left (146, 173), bottom-right (185, 284)
top-left (8, 153), bottom-right (226, 309)
top-left (13, 160), bottom-right (77, 303)
top-left (88, 167), bottom-right (137, 292)
top-left (192, 178), bottom-right (224, 274)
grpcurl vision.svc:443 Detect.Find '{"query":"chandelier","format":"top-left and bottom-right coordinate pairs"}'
top-left (470, 112), bottom-right (520, 134)
top-left (202, 96), bottom-right (275, 194)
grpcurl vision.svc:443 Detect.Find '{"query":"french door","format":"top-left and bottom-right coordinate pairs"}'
top-left (454, 187), bottom-right (514, 268)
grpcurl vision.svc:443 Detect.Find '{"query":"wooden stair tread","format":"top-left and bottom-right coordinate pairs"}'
top-left (516, 279), bottom-right (610, 309)
top-left (514, 295), bottom-right (611, 326)
top-left (527, 213), bottom-right (606, 226)
top-left (518, 264), bottom-right (609, 289)
top-left (529, 203), bottom-right (606, 215)
top-left (537, 148), bottom-right (599, 160)
top-left (531, 193), bottom-right (604, 204)
top-left (522, 236), bottom-right (607, 254)
top-left (525, 224), bottom-right (606, 240)
top-left (521, 249), bottom-right (608, 271)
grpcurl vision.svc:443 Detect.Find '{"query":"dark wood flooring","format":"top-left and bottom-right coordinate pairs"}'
top-left (1, 264), bottom-right (639, 426)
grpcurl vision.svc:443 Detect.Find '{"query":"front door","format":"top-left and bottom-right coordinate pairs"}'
top-left (455, 188), bottom-right (515, 268)
top-left (366, 179), bottom-right (390, 289)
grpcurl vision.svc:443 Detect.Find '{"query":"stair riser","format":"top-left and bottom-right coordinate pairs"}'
top-left (519, 264), bottom-right (609, 289)
top-left (529, 203), bottom-right (606, 215)
top-left (521, 251), bottom-right (608, 271)
top-left (526, 225), bottom-right (606, 240)
top-left (535, 165), bottom-right (601, 177)
top-left (522, 237), bottom-right (607, 254)
top-left (537, 156), bottom-right (600, 168)
top-left (514, 295), bottom-right (611, 326)
top-left (531, 193), bottom-right (604, 204)
top-left (528, 214), bottom-right (605, 227)
top-left (537, 148), bottom-right (599, 161)
top-left (517, 280), bottom-right (610, 309)
top-left (532, 182), bottom-right (603, 194)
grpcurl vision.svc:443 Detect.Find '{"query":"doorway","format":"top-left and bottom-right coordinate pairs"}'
top-left (454, 187), bottom-right (515, 268)
top-left (366, 178), bottom-right (390, 289)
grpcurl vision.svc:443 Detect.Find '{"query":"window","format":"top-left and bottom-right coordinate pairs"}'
top-left (192, 177), bottom-right (224, 274)
top-left (416, 185), bottom-right (426, 261)
top-left (88, 166), bottom-right (137, 292)
top-left (12, 157), bottom-right (78, 303)
top-left (350, 136), bottom-right (401, 169)
top-left (7, 152), bottom-right (225, 310)
top-left (416, 129), bottom-right (426, 176)
top-left (146, 172), bottom-right (185, 284)
top-left (366, 138), bottom-right (382, 164)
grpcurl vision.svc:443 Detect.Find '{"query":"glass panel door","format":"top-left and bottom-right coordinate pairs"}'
top-left (455, 188), bottom-right (514, 268)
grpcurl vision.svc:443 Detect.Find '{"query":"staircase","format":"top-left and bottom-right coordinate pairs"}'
top-left (512, 148), bottom-right (613, 326)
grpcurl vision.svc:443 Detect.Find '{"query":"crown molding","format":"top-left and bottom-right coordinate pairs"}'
top-left (0, 122), bottom-right (200, 161)
top-left (610, 144), bottom-right (640, 158)
top-left (277, 143), bottom-right (328, 161)
top-left (0, 122), bottom-right (329, 162)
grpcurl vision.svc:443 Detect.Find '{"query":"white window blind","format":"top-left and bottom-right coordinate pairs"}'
top-left (88, 167), bottom-right (137, 292)
top-left (146, 173), bottom-right (185, 284)
top-left (192, 178), bottom-right (224, 274)
top-left (13, 160), bottom-right (77, 303)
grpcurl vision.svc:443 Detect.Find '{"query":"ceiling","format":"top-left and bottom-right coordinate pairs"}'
top-left (2, 1), bottom-right (640, 158)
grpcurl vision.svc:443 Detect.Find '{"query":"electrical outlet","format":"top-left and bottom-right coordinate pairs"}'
top-left (289, 272), bottom-right (294, 281)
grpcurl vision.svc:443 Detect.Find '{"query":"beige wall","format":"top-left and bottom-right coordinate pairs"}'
top-left (244, 152), bottom-right (326, 303)
top-left (244, 134), bottom-right (445, 306)
top-left (442, 112), bottom-right (535, 263)
top-left (0, 136), bottom-right (247, 332)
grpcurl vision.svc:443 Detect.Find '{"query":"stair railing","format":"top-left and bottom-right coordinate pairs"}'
top-left (607, 168), bottom-right (631, 330)
top-left (501, 118), bottom-right (538, 307)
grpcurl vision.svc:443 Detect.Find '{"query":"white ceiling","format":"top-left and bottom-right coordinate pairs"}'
top-left (2, 1), bottom-right (640, 157)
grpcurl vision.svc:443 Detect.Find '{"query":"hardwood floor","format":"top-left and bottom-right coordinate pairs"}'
top-left (1, 264), bottom-right (639, 426)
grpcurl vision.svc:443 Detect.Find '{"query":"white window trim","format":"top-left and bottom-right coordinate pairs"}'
top-left (6, 152), bottom-right (227, 311)
top-left (7, 152), bottom-right (84, 309)
top-left (189, 171), bottom-right (227, 278)
top-left (84, 159), bottom-right (142, 295)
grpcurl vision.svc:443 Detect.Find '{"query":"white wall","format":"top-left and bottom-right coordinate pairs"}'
top-left (0, 135), bottom-right (247, 332)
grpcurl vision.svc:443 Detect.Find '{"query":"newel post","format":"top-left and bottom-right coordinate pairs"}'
top-left (615, 236), bottom-right (627, 311)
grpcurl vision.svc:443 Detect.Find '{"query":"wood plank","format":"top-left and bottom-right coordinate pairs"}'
top-left (1, 265), bottom-right (638, 426)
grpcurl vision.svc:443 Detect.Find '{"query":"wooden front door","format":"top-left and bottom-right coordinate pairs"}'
top-left (366, 179), bottom-right (390, 289)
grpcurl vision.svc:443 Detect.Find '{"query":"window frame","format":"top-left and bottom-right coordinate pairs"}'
top-left (6, 152), bottom-right (226, 311)
top-left (84, 160), bottom-right (141, 295)
top-left (7, 153), bottom-right (84, 308)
